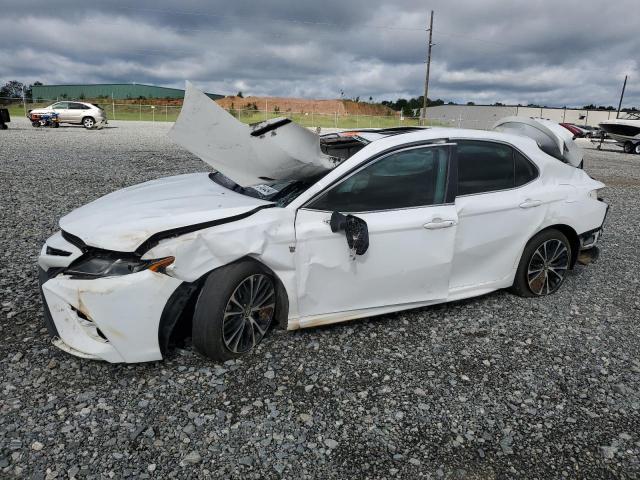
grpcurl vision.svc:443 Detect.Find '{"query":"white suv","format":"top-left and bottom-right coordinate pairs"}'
top-left (28, 101), bottom-right (107, 129)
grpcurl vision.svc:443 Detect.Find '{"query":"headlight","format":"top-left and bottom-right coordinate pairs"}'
top-left (65, 255), bottom-right (174, 278)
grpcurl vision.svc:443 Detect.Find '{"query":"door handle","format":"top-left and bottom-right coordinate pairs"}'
top-left (519, 199), bottom-right (542, 209)
top-left (423, 218), bottom-right (456, 230)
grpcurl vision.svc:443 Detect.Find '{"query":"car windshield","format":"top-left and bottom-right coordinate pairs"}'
top-left (208, 171), bottom-right (324, 207)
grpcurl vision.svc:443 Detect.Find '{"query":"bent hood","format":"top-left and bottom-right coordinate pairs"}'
top-left (168, 82), bottom-right (338, 187)
top-left (60, 173), bottom-right (272, 252)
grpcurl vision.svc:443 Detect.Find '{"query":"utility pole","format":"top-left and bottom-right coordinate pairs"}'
top-left (616, 75), bottom-right (628, 119)
top-left (421, 10), bottom-right (434, 126)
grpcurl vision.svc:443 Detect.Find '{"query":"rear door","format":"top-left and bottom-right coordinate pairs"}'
top-left (67, 103), bottom-right (87, 123)
top-left (294, 143), bottom-right (458, 319)
top-left (449, 140), bottom-right (543, 291)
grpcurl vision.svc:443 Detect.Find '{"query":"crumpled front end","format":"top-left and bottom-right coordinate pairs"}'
top-left (38, 232), bottom-right (182, 363)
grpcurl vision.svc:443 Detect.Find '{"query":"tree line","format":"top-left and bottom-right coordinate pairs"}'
top-left (2, 80), bottom-right (637, 113)
top-left (0, 80), bottom-right (43, 100)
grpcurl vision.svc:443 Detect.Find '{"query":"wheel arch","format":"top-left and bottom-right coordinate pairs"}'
top-left (531, 224), bottom-right (580, 268)
top-left (157, 256), bottom-right (290, 357)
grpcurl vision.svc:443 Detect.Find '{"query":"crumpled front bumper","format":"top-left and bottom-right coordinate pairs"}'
top-left (38, 265), bottom-right (182, 363)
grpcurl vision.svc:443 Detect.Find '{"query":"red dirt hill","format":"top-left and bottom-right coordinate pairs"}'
top-left (215, 96), bottom-right (398, 116)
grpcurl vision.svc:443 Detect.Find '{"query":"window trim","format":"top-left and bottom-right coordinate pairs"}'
top-left (302, 142), bottom-right (458, 214)
top-left (453, 138), bottom-right (539, 198)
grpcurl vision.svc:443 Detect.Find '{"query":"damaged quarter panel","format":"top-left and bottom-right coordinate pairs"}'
top-left (142, 207), bottom-right (300, 317)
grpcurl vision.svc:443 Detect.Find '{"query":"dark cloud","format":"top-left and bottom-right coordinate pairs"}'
top-left (1, 0), bottom-right (638, 106)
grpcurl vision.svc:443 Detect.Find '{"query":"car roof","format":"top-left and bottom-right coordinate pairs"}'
top-left (337, 126), bottom-right (540, 149)
top-left (327, 127), bottom-right (427, 143)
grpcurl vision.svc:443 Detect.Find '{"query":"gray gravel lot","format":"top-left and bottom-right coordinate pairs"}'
top-left (1, 119), bottom-right (639, 479)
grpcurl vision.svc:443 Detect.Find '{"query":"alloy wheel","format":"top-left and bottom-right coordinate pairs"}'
top-left (83, 118), bottom-right (95, 128)
top-left (527, 239), bottom-right (570, 295)
top-left (222, 274), bottom-right (275, 353)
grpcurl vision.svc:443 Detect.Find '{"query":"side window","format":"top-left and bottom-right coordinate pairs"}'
top-left (515, 150), bottom-right (537, 186)
top-left (51, 102), bottom-right (68, 109)
top-left (308, 145), bottom-right (450, 212)
top-left (456, 141), bottom-right (536, 195)
top-left (69, 103), bottom-right (87, 110)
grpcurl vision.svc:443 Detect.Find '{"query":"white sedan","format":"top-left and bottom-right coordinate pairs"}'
top-left (38, 84), bottom-right (608, 363)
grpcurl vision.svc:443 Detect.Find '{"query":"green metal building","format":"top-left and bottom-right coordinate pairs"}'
top-left (31, 83), bottom-right (223, 101)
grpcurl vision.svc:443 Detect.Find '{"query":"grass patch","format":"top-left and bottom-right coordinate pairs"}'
top-left (4, 102), bottom-right (445, 129)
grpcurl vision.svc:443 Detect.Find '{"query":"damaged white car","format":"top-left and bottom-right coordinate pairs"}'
top-left (38, 83), bottom-right (608, 363)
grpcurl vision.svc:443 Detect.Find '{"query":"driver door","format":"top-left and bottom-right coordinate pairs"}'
top-left (294, 143), bottom-right (458, 320)
top-left (51, 102), bottom-right (70, 122)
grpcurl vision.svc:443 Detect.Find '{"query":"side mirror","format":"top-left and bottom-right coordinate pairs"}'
top-left (329, 211), bottom-right (369, 256)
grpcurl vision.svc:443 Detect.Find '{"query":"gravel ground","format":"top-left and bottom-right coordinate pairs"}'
top-left (1, 119), bottom-right (639, 479)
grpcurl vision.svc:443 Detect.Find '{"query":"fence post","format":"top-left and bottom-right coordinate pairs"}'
top-left (166, 105), bottom-right (168, 121)
top-left (21, 86), bottom-right (27, 116)
top-left (139, 102), bottom-right (142, 121)
top-left (334, 112), bottom-right (337, 128)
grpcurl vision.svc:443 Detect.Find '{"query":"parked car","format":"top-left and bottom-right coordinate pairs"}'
top-left (573, 124), bottom-right (604, 138)
top-left (559, 123), bottom-right (585, 138)
top-left (38, 84), bottom-right (608, 364)
top-left (0, 108), bottom-right (9, 129)
top-left (28, 101), bottom-right (107, 129)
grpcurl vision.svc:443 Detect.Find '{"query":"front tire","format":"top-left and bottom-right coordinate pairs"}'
top-left (512, 229), bottom-right (571, 297)
top-left (192, 260), bottom-right (276, 361)
top-left (634, 143), bottom-right (640, 155)
top-left (624, 141), bottom-right (633, 154)
top-left (82, 116), bottom-right (95, 129)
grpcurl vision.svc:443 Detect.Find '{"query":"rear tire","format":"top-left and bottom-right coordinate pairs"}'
top-left (634, 143), bottom-right (640, 155)
top-left (32, 121), bottom-right (40, 127)
top-left (511, 229), bottom-right (572, 297)
top-left (192, 260), bottom-right (276, 362)
top-left (82, 117), bottom-right (95, 129)
top-left (624, 141), bottom-right (633, 154)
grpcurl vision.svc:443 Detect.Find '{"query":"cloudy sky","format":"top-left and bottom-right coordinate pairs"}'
top-left (1, 0), bottom-right (638, 107)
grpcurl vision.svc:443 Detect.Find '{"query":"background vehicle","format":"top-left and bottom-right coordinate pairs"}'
top-left (559, 122), bottom-right (585, 138)
top-left (0, 108), bottom-right (9, 129)
top-left (574, 124), bottom-right (603, 138)
top-left (31, 112), bottom-right (60, 128)
top-left (28, 101), bottom-right (107, 129)
top-left (599, 113), bottom-right (640, 154)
